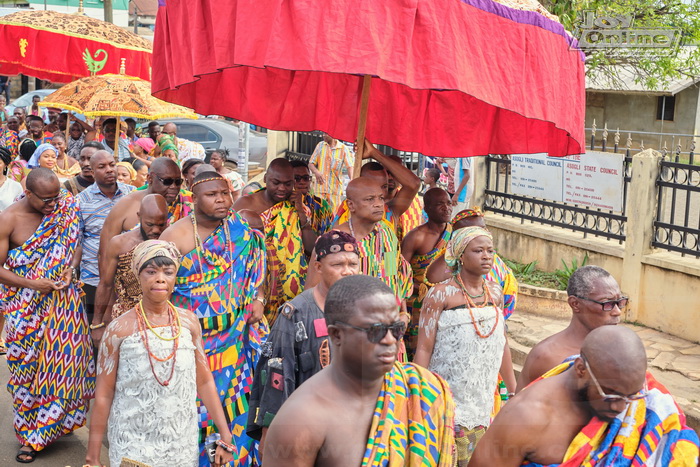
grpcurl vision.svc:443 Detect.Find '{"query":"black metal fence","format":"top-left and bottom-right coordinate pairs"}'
top-left (483, 154), bottom-right (632, 243)
top-left (653, 150), bottom-right (700, 257)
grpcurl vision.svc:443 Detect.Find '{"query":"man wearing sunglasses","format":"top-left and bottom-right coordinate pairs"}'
top-left (517, 265), bottom-right (627, 392)
top-left (247, 230), bottom-right (360, 457)
top-left (470, 326), bottom-right (699, 466)
top-left (290, 160), bottom-right (334, 236)
top-left (263, 275), bottom-right (455, 466)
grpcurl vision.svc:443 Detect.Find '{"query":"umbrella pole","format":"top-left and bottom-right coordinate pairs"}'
top-left (66, 111), bottom-right (70, 134)
top-left (352, 75), bottom-right (372, 179)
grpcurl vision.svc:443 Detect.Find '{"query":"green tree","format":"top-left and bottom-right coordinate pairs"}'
top-left (543, 0), bottom-right (700, 89)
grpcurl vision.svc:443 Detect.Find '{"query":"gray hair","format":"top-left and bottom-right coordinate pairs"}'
top-left (567, 265), bottom-right (612, 297)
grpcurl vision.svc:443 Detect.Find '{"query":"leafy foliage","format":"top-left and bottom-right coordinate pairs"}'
top-left (554, 253), bottom-right (589, 289)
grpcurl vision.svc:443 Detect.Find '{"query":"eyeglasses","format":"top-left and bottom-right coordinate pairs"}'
top-left (582, 354), bottom-right (647, 404)
top-left (31, 192), bottom-right (61, 204)
top-left (155, 175), bottom-right (184, 187)
top-left (334, 321), bottom-right (406, 344)
top-left (294, 175), bottom-right (312, 182)
top-left (574, 296), bottom-right (629, 312)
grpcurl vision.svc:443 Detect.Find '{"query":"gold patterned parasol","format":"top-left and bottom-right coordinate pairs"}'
top-left (39, 72), bottom-right (197, 120)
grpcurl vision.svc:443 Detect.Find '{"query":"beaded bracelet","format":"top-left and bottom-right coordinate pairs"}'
top-left (216, 439), bottom-right (236, 454)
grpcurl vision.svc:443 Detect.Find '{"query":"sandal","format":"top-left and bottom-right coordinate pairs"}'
top-left (16, 446), bottom-right (37, 463)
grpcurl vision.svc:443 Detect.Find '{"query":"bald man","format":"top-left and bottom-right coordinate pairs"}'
top-left (234, 158), bottom-right (319, 324)
top-left (91, 194), bottom-right (170, 340)
top-left (97, 157), bottom-right (193, 267)
top-left (308, 177), bottom-right (412, 327)
top-left (517, 265), bottom-right (625, 392)
top-left (161, 121), bottom-right (205, 163)
top-left (334, 140), bottom-right (421, 242)
top-left (470, 326), bottom-right (700, 466)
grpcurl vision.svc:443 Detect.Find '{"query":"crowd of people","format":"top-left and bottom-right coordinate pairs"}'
top-left (0, 107), bottom-right (697, 467)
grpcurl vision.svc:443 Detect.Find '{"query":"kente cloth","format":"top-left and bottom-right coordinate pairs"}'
top-left (334, 200), bottom-right (395, 232)
top-left (406, 224), bottom-right (452, 359)
top-left (170, 213), bottom-right (267, 467)
top-left (260, 192), bottom-right (310, 325)
top-left (395, 195), bottom-right (424, 242)
top-left (309, 140), bottom-right (354, 210)
top-left (176, 137), bottom-right (206, 164)
top-left (7, 159), bottom-right (29, 183)
top-left (1, 190), bottom-right (95, 451)
top-left (0, 128), bottom-right (19, 157)
top-left (168, 189), bottom-right (194, 225)
top-left (247, 289), bottom-right (330, 440)
top-left (356, 219), bottom-right (413, 302)
top-left (455, 425), bottom-right (486, 466)
top-left (303, 193), bottom-right (334, 236)
top-left (112, 248), bottom-right (141, 319)
top-left (490, 254), bottom-right (518, 319)
top-left (522, 362), bottom-right (700, 467)
top-left (361, 362), bottom-right (455, 466)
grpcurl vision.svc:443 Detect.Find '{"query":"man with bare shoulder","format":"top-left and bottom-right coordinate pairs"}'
top-left (0, 169), bottom-right (94, 462)
top-left (517, 265), bottom-right (625, 392)
top-left (470, 326), bottom-right (699, 466)
top-left (91, 193), bottom-right (169, 336)
top-left (98, 158), bottom-right (191, 244)
top-left (400, 187), bottom-right (452, 357)
top-left (264, 275), bottom-right (455, 466)
top-left (234, 158), bottom-right (319, 324)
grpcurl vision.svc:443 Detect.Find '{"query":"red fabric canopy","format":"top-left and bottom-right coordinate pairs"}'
top-left (0, 10), bottom-right (152, 83)
top-left (153, 0), bottom-right (585, 158)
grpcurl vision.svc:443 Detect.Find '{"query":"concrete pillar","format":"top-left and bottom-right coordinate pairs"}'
top-left (620, 149), bottom-right (661, 322)
top-left (265, 130), bottom-right (290, 169)
top-left (471, 155), bottom-right (488, 208)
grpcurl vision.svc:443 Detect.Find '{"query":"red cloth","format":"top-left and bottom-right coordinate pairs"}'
top-left (153, 0), bottom-right (585, 158)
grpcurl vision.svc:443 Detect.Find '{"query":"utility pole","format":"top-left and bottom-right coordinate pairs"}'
top-left (104, 0), bottom-right (114, 23)
top-left (132, 2), bottom-right (139, 34)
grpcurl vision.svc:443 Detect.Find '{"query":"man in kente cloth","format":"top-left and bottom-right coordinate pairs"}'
top-left (160, 171), bottom-right (268, 466)
top-left (400, 187), bottom-right (452, 358)
top-left (0, 168), bottom-right (95, 463)
top-left (291, 160), bottom-right (334, 236)
top-left (470, 326), bottom-right (699, 467)
top-left (95, 194), bottom-right (169, 321)
top-left (234, 158), bottom-right (319, 324)
top-left (333, 141), bottom-right (421, 242)
top-left (264, 275), bottom-right (455, 466)
top-left (247, 230), bottom-right (360, 457)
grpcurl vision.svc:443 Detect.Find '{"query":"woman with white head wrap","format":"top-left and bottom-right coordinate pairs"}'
top-left (414, 226), bottom-right (509, 466)
top-left (85, 240), bottom-right (236, 467)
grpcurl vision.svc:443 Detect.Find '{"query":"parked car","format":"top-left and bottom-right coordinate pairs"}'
top-left (6, 88), bottom-right (55, 114)
top-left (148, 118), bottom-right (268, 167)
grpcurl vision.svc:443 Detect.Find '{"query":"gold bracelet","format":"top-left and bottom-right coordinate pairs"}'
top-left (89, 322), bottom-right (105, 330)
top-left (399, 311), bottom-right (411, 319)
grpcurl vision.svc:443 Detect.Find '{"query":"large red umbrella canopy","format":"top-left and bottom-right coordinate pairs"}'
top-left (152, 0), bottom-right (585, 158)
top-left (0, 9), bottom-right (152, 83)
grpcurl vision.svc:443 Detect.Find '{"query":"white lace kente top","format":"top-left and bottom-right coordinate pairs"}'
top-left (428, 305), bottom-right (505, 429)
top-left (108, 327), bottom-right (198, 467)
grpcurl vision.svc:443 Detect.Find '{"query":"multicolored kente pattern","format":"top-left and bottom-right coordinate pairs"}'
top-left (490, 254), bottom-right (518, 319)
top-left (522, 361), bottom-right (700, 466)
top-left (303, 193), bottom-right (334, 236)
top-left (261, 195), bottom-right (308, 325)
top-left (406, 224), bottom-right (452, 358)
top-left (0, 128), bottom-right (19, 157)
top-left (171, 213), bottom-right (267, 467)
top-left (356, 219), bottom-right (413, 302)
top-left (1, 190), bottom-right (95, 451)
top-left (362, 362), bottom-right (455, 466)
top-left (395, 196), bottom-right (424, 242)
top-left (309, 140), bottom-right (354, 210)
top-left (169, 189), bottom-right (194, 225)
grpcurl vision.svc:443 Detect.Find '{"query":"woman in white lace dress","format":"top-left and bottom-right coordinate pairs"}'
top-left (414, 226), bottom-right (510, 466)
top-left (84, 240), bottom-right (235, 467)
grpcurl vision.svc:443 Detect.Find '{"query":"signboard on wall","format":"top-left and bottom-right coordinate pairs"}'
top-left (510, 151), bottom-right (624, 211)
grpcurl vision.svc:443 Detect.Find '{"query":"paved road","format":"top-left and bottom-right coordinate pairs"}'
top-left (0, 357), bottom-right (109, 466)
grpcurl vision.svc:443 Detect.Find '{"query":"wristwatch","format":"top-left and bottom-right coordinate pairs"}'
top-left (254, 296), bottom-right (267, 306)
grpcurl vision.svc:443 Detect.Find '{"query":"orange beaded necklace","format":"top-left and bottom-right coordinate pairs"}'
top-left (454, 273), bottom-right (500, 339)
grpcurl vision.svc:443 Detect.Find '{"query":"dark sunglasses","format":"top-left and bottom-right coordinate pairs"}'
top-left (574, 296), bottom-right (629, 312)
top-left (155, 175), bottom-right (184, 187)
top-left (334, 321), bottom-right (406, 343)
top-left (30, 192), bottom-right (60, 204)
top-left (295, 175), bottom-right (312, 182)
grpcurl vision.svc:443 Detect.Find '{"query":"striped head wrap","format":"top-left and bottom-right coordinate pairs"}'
top-left (131, 239), bottom-right (181, 278)
top-left (445, 226), bottom-right (492, 273)
top-left (451, 206), bottom-right (484, 225)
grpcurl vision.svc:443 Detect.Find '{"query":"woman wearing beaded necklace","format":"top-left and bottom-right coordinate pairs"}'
top-left (414, 226), bottom-right (509, 466)
top-left (85, 240), bottom-right (235, 467)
